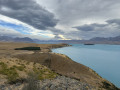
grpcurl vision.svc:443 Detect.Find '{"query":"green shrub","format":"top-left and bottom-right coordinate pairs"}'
top-left (6, 67), bottom-right (19, 82)
top-left (26, 62), bottom-right (30, 65)
top-left (102, 81), bottom-right (120, 90)
top-left (0, 62), bottom-right (7, 69)
top-left (102, 81), bottom-right (111, 89)
top-left (13, 65), bottom-right (25, 71)
top-left (0, 62), bottom-right (19, 83)
top-left (33, 66), bottom-right (57, 80)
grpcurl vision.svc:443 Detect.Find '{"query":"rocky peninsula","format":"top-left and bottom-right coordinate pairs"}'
top-left (0, 42), bottom-right (119, 90)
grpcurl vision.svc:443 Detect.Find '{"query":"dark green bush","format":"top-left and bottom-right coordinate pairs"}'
top-left (102, 81), bottom-right (120, 90)
top-left (15, 47), bottom-right (41, 51)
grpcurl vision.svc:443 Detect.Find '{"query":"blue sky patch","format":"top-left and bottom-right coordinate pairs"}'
top-left (0, 20), bottom-right (30, 34)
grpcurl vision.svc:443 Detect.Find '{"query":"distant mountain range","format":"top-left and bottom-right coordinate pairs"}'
top-left (0, 36), bottom-right (34, 42)
top-left (0, 35), bottom-right (120, 44)
top-left (90, 36), bottom-right (120, 41)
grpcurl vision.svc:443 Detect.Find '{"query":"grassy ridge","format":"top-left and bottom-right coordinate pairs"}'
top-left (0, 58), bottom-right (57, 84)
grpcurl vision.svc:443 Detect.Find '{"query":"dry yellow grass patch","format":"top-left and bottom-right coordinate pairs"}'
top-left (0, 57), bottom-right (57, 84)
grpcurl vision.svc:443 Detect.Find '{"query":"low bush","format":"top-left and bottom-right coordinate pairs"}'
top-left (33, 66), bottom-right (57, 80)
top-left (0, 62), bottom-right (19, 83)
top-left (13, 65), bottom-right (25, 71)
top-left (22, 72), bottom-right (40, 90)
top-left (15, 47), bottom-right (41, 51)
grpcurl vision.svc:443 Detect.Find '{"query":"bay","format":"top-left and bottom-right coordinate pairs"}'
top-left (52, 44), bottom-right (120, 88)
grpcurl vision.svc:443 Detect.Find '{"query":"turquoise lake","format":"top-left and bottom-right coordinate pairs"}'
top-left (52, 44), bottom-right (120, 88)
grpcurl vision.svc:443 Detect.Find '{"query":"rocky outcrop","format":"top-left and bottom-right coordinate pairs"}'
top-left (0, 76), bottom-right (95, 90)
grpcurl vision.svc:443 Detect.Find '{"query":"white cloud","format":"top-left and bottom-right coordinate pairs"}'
top-left (0, 26), bottom-right (55, 40)
top-left (58, 34), bottom-right (71, 40)
top-left (0, 14), bottom-right (55, 39)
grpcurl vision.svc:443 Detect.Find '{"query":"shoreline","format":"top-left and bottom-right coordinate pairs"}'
top-left (0, 42), bottom-right (119, 89)
top-left (44, 43), bottom-right (120, 89)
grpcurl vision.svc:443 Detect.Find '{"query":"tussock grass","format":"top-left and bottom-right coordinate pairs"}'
top-left (33, 66), bottom-right (57, 80)
top-left (0, 62), bottom-right (19, 83)
top-left (13, 65), bottom-right (25, 71)
top-left (0, 59), bottom-right (58, 84)
top-left (22, 72), bottom-right (40, 90)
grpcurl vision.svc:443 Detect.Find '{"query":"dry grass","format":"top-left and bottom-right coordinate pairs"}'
top-left (0, 61), bottom-right (19, 83)
top-left (22, 72), bottom-right (40, 90)
top-left (0, 57), bottom-right (57, 84)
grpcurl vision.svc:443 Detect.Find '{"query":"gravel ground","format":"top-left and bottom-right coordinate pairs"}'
top-left (0, 76), bottom-right (95, 90)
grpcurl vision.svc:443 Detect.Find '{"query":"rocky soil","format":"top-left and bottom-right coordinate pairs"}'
top-left (0, 76), bottom-right (96, 90)
top-left (38, 76), bottom-right (95, 90)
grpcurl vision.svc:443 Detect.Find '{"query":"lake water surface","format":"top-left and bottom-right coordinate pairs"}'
top-left (52, 44), bottom-right (120, 88)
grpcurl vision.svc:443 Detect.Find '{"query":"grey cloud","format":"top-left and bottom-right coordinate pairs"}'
top-left (69, 18), bottom-right (120, 39)
top-left (107, 19), bottom-right (120, 25)
top-left (91, 23), bottom-right (107, 27)
top-left (73, 19), bottom-right (120, 32)
top-left (73, 23), bottom-right (107, 31)
top-left (66, 28), bottom-right (120, 40)
top-left (0, 0), bottom-right (58, 30)
top-left (47, 27), bottom-right (64, 34)
top-left (1, 0), bottom-right (120, 40)
top-left (36, 0), bottom-right (120, 40)
top-left (73, 25), bottom-right (95, 31)
top-left (54, 35), bottom-right (62, 40)
top-left (49, 0), bottom-right (120, 25)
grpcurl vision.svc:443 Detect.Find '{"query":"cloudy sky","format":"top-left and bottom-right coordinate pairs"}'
top-left (0, 0), bottom-right (120, 40)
